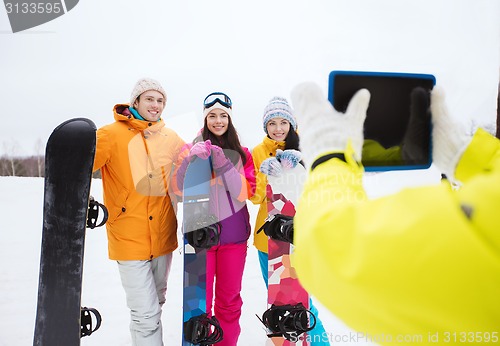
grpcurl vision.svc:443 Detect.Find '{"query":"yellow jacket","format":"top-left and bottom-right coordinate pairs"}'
top-left (250, 136), bottom-right (285, 252)
top-left (294, 129), bottom-right (500, 343)
top-left (93, 105), bottom-right (185, 261)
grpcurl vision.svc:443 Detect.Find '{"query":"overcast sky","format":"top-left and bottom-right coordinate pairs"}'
top-left (1, 0), bottom-right (499, 155)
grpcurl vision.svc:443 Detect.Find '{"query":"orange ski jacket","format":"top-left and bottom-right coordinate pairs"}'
top-left (93, 105), bottom-right (185, 261)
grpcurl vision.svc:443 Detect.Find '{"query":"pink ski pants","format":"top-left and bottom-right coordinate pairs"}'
top-left (206, 243), bottom-right (247, 346)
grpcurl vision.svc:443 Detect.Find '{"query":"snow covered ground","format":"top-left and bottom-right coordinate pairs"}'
top-left (0, 167), bottom-right (441, 345)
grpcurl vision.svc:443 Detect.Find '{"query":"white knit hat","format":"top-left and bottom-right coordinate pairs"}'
top-left (130, 78), bottom-right (167, 106)
top-left (262, 96), bottom-right (297, 134)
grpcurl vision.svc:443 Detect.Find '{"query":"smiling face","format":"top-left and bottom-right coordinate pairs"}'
top-left (205, 108), bottom-right (230, 137)
top-left (133, 90), bottom-right (165, 122)
top-left (266, 117), bottom-right (291, 141)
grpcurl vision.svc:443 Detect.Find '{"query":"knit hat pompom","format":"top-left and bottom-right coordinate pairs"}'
top-left (130, 78), bottom-right (167, 106)
top-left (262, 96), bottom-right (297, 134)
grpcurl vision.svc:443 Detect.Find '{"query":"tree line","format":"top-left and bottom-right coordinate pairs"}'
top-left (0, 155), bottom-right (44, 177)
top-left (0, 155), bottom-right (101, 178)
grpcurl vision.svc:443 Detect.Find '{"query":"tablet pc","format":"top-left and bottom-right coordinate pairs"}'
top-left (328, 70), bottom-right (435, 171)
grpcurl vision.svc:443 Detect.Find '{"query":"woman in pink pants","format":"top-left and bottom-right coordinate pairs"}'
top-left (174, 92), bottom-right (256, 345)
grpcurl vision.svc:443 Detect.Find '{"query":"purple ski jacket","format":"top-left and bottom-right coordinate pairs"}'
top-left (172, 143), bottom-right (256, 245)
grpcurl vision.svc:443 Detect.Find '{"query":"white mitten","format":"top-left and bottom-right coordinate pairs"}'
top-left (430, 86), bottom-right (472, 182)
top-left (291, 82), bottom-right (370, 166)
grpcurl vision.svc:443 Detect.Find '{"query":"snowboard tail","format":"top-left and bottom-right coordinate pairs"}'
top-left (33, 118), bottom-right (102, 345)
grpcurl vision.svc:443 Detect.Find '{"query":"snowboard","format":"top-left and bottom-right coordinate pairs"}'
top-left (33, 118), bottom-right (101, 345)
top-left (260, 164), bottom-right (315, 345)
top-left (182, 156), bottom-right (223, 346)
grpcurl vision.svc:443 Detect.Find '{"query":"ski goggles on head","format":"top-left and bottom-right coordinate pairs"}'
top-left (203, 92), bottom-right (232, 109)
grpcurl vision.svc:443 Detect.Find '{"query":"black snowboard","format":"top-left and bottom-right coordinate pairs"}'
top-left (33, 118), bottom-right (97, 346)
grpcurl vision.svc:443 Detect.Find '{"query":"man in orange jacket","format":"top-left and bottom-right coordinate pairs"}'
top-left (93, 78), bottom-right (185, 345)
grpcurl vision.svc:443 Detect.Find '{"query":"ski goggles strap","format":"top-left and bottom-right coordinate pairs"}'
top-left (203, 92), bottom-right (232, 109)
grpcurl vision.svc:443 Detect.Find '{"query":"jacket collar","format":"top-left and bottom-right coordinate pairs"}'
top-left (113, 104), bottom-right (165, 132)
top-left (263, 135), bottom-right (285, 152)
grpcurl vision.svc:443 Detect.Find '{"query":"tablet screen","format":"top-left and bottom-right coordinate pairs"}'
top-left (328, 71), bottom-right (435, 171)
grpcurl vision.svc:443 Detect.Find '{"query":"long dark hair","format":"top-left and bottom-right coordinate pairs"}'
top-left (283, 126), bottom-right (303, 166)
top-left (199, 116), bottom-right (247, 166)
top-left (284, 128), bottom-right (300, 151)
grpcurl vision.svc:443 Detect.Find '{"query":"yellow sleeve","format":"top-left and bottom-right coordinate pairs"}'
top-left (455, 128), bottom-right (500, 182)
top-left (455, 128), bottom-right (500, 254)
top-left (294, 141), bottom-right (500, 340)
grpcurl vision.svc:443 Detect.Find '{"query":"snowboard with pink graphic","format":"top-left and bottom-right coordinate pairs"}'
top-left (259, 164), bottom-right (315, 345)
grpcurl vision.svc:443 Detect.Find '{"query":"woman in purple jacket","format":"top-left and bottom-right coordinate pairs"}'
top-left (173, 92), bottom-right (256, 346)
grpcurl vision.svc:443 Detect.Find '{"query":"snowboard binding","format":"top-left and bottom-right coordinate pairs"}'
top-left (183, 313), bottom-right (224, 345)
top-left (87, 196), bottom-right (108, 229)
top-left (186, 214), bottom-right (221, 249)
top-left (257, 303), bottom-right (316, 341)
top-left (80, 306), bottom-right (102, 337)
top-left (257, 214), bottom-right (294, 244)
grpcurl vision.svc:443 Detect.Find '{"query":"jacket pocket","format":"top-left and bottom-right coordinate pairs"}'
top-left (108, 188), bottom-right (129, 224)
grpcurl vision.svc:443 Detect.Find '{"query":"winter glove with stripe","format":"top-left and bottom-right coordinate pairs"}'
top-left (260, 157), bottom-right (283, 177)
top-left (276, 149), bottom-right (302, 170)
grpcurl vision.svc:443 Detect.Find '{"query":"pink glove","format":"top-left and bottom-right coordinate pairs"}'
top-left (211, 145), bottom-right (231, 170)
top-left (189, 140), bottom-right (212, 160)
